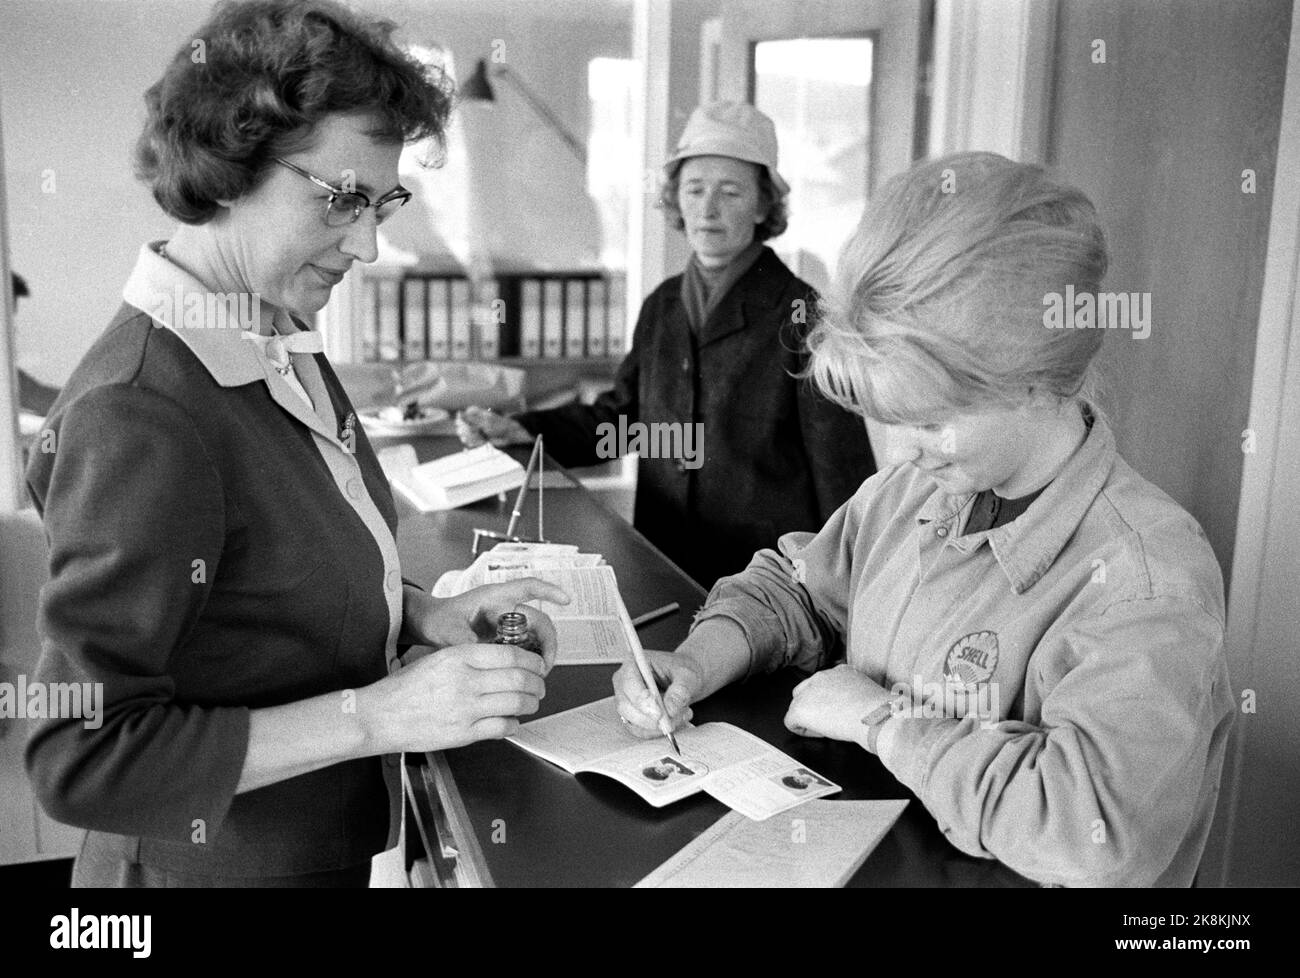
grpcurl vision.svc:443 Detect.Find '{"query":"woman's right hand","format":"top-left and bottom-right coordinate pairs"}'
top-left (360, 643), bottom-right (546, 753)
top-left (612, 651), bottom-right (705, 739)
top-left (456, 405), bottom-right (534, 448)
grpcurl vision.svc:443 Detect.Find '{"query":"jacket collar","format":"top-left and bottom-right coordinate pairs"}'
top-left (121, 242), bottom-right (340, 443)
top-left (696, 246), bottom-right (798, 348)
top-left (916, 409), bottom-right (1117, 594)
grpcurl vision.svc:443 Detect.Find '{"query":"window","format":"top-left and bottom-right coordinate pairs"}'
top-left (752, 37), bottom-right (874, 293)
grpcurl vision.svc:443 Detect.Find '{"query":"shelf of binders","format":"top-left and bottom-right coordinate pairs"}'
top-left (366, 270), bottom-right (628, 364)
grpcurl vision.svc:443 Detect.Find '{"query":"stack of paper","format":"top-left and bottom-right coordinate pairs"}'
top-left (431, 542), bottom-right (604, 595)
top-left (433, 543), bottom-right (642, 665)
top-left (377, 443), bottom-right (524, 511)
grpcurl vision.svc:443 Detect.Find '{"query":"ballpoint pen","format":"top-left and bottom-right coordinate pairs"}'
top-left (630, 602), bottom-right (680, 629)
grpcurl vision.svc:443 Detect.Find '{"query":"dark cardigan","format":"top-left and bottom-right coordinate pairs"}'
top-left (24, 304), bottom-right (403, 878)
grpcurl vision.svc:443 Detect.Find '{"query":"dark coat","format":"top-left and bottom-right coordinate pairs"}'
top-left (517, 248), bottom-right (875, 586)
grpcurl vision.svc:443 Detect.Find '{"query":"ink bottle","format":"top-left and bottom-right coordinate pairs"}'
top-left (493, 611), bottom-right (542, 655)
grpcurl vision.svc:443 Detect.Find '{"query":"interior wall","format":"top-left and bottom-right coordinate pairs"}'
top-left (0, 0), bottom-right (630, 384)
top-left (0, 0), bottom-right (209, 385)
top-left (1202, 1), bottom-right (1300, 890)
top-left (1046, 0), bottom-right (1291, 582)
top-left (1048, 0), bottom-right (1293, 887)
top-left (658, 0), bottom-right (722, 278)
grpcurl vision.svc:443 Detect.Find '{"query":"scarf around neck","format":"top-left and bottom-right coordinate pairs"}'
top-left (680, 240), bottom-right (765, 332)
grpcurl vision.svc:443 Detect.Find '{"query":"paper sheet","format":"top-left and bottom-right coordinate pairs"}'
top-left (488, 543), bottom-right (579, 556)
top-left (701, 748), bottom-right (840, 821)
top-left (551, 618), bottom-right (633, 664)
top-left (508, 696), bottom-right (659, 770)
top-left (429, 546), bottom-right (632, 664)
top-left (486, 565), bottom-right (622, 617)
top-left (635, 800), bottom-right (909, 888)
top-left (484, 564), bottom-right (641, 665)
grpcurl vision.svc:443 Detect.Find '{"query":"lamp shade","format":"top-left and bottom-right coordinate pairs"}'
top-left (460, 58), bottom-right (495, 102)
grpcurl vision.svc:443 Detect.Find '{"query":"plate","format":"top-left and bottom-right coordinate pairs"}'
top-left (358, 405), bottom-right (453, 437)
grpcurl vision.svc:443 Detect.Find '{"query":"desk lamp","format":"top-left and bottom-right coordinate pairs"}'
top-left (460, 58), bottom-right (587, 166)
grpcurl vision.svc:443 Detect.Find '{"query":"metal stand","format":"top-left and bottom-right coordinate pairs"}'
top-left (471, 434), bottom-right (547, 555)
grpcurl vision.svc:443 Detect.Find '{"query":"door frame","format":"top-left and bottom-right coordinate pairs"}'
top-left (710, 0), bottom-right (926, 193)
top-left (929, 0), bottom-right (1057, 162)
top-left (1199, 0), bottom-right (1300, 888)
top-left (1, 75), bottom-right (22, 513)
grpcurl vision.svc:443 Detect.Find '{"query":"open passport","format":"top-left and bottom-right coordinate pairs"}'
top-left (508, 696), bottom-right (841, 821)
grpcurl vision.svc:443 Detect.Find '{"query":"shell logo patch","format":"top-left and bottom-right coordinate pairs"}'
top-left (944, 630), bottom-right (999, 688)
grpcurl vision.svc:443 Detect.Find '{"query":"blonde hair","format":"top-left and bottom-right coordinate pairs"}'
top-left (807, 152), bottom-right (1108, 424)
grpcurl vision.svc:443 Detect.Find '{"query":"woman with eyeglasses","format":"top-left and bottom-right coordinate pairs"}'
top-left (23, 0), bottom-right (567, 888)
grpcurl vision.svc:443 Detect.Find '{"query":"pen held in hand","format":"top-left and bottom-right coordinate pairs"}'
top-left (629, 645), bottom-right (682, 757)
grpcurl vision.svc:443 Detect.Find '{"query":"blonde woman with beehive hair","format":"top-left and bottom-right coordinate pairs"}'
top-left (612, 152), bottom-right (1232, 888)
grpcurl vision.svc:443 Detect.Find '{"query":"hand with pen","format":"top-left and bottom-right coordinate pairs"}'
top-left (612, 617), bottom-right (754, 740)
top-left (612, 650), bottom-right (704, 739)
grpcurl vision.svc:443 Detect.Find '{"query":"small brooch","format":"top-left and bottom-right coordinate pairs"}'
top-left (262, 336), bottom-right (293, 375)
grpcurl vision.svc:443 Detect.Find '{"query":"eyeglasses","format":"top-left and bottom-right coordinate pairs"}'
top-left (274, 157), bottom-right (411, 227)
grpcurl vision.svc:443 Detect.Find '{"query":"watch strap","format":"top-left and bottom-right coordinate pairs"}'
top-left (862, 701), bottom-right (894, 755)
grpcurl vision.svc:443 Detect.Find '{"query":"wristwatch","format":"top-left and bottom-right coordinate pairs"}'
top-left (862, 702), bottom-right (894, 755)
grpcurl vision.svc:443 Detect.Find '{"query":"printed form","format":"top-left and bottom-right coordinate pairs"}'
top-left (484, 565), bottom-right (641, 665)
top-left (635, 800), bottom-right (910, 887)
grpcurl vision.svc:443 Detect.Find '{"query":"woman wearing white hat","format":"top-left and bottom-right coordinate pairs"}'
top-left (460, 101), bottom-right (875, 587)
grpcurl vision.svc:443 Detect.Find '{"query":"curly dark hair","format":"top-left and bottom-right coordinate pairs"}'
top-left (135, 0), bottom-right (454, 224)
top-left (657, 159), bottom-right (789, 241)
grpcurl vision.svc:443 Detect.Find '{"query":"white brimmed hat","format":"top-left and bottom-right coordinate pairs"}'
top-left (664, 100), bottom-right (790, 197)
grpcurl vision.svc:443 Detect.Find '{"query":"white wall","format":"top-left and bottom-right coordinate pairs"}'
top-left (0, 0), bottom-right (210, 384)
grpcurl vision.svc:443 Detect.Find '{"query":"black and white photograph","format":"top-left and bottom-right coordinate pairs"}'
top-left (777, 767), bottom-right (831, 792)
top-left (639, 755), bottom-right (697, 783)
top-left (0, 0), bottom-right (1292, 940)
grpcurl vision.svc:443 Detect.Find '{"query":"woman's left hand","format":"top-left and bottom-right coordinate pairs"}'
top-left (784, 664), bottom-right (894, 745)
top-left (403, 579), bottom-right (570, 673)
